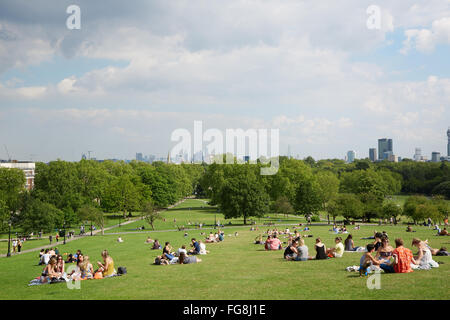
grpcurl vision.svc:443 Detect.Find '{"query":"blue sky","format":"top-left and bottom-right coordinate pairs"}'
top-left (0, 0), bottom-right (449, 162)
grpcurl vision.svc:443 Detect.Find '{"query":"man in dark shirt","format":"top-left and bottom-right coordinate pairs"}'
top-left (189, 238), bottom-right (201, 255)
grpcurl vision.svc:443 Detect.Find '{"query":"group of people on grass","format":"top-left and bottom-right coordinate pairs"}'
top-left (36, 248), bottom-right (116, 283)
top-left (359, 237), bottom-right (442, 276)
top-left (153, 238), bottom-right (207, 265)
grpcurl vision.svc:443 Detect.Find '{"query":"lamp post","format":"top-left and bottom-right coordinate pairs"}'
top-left (91, 221), bottom-right (93, 236)
top-left (63, 220), bottom-right (66, 245)
top-left (7, 220), bottom-right (12, 257)
top-left (214, 214), bottom-right (217, 229)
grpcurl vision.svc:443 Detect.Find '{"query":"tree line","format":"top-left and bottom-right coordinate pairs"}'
top-left (0, 157), bottom-right (449, 235)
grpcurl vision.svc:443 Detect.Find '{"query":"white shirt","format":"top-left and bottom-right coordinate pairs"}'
top-left (177, 248), bottom-right (187, 255)
top-left (42, 253), bottom-right (51, 265)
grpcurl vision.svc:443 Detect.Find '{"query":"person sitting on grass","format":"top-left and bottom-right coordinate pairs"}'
top-left (359, 244), bottom-right (385, 276)
top-left (326, 237), bottom-right (344, 258)
top-left (293, 239), bottom-right (311, 261)
top-left (410, 239), bottom-right (439, 270)
top-left (205, 232), bottom-right (216, 243)
top-left (40, 257), bottom-right (62, 283)
top-left (199, 241), bottom-right (209, 255)
top-left (38, 249), bottom-right (45, 265)
top-left (406, 225), bottom-right (415, 232)
top-left (163, 242), bottom-right (175, 260)
top-left (255, 235), bottom-right (263, 244)
top-left (375, 236), bottom-right (394, 264)
top-left (284, 241), bottom-right (299, 259)
top-left (373, 232), bottom-right (383, 251)
top-left (82, 255), bottom-right (95, 279)
top-left (152, 239), bottom-right (161, 250)
top-left (178, 252), bottom-right (202, 264)
top-left (188, 238), bottom-right (201, 255)
top-left (439, 228), bottom-right (449, 236)
top-left (266, 235), bottom-right (282, 250)
top-left (344, 234), bottom-right (362, 251)
top-left (117, 236), bottom-right (124, 243)
top-left (55, 255), bottom-right (65, 276)
top-left (96, 250), bottom-right (116, 277)
top-left (40, 249), bottom-right (51, 265)
top-left (392, 238), bottom-right (417, 273)
top-left (314, 238), bottom-right (328, 260)
top-left (177, 245), bottom-right (188, 256)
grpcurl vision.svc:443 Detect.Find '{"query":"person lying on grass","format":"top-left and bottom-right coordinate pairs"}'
top-left (178, 252), bottom-right (202, 264)
top-left (439, 228), bottom-right (449, 236)
top-left (96, 250), bottom-right (116, 277)
top-left (326, 237), bottom-right (345, 258)
top-left (145, 236), bottom-right (154, 244)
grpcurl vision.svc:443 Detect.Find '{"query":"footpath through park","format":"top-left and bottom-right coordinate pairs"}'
top-left (0, 198), bottom-right (189, 258)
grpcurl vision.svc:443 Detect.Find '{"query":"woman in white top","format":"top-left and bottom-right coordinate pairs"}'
top-left (411, 238), bottom-right (439, 270)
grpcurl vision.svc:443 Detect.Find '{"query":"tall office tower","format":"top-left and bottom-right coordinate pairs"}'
top-left (431, 152), bottom-right (441, 162)
top-left (447, 127), bottom-right (450, 156)
top-left (136, 153), bottom-right (144, 161)
top-left (369, 148), bottom-right (377, 162)
top-left (414, 148), bottom-right (422, 161)
top-left (287, 145), bottom-right (292, 159)
top-left (346, 150), bottom-right (356, 163)
top-left (378, 138), bottom-right (393, 160)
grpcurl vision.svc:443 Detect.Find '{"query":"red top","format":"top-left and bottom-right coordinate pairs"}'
top-left (393, 246), bottom-right (413, 273)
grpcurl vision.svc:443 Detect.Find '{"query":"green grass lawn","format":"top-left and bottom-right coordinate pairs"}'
top-left (0, 199), bottom-right (449, 300)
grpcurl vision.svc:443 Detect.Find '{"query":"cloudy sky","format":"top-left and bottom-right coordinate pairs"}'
top-left (0, 0), bottom-right (449, 162)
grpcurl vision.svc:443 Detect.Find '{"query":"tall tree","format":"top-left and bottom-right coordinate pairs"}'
top-left (218, 165), bottom-right (270, 225)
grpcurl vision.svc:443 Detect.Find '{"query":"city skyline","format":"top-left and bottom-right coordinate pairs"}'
top-left (1, 1), bottom-right (450, 162)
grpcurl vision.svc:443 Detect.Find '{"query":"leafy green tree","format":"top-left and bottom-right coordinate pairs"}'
top-left (141, 201), bottom-right (161, 230)
top-left (293, 176), bottom-right (322, 216)
top-left (101, 175), bottom-right (142, 218)
top-left (0, 168), bottom-right (26, 231)
top-left (327, 193), bottom-right (363, 224)
top-left (77, 204), bottom-right (105, 235)
top-left (403, 196), bottom-right (429, 224)
top-left (381, 202), bottom-right (403, 224)
top-left (20, 199), bottom-right (63, 234)
top-left (218, 165), bottom-right (270, 224)
top-left (432, 181), bottom-right (450, 199)
top-left (273, 196), bottom-right (294, 218)
top-left (315, 171), bottom-right (340, 224)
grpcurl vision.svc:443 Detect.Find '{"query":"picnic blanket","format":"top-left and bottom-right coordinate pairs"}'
top-left (28, 274), bottom-right (123, 286)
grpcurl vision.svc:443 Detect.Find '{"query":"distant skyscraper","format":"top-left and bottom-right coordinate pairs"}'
top-left (287, 145), bottom-right (292, 159)
top-left (447, 127), bottom-right (450, 156)
top-left (378, 138), bottom-right (393, 160)
top-left (136, 153), bottom-right (143, 161)
top-left (414, 148), bottom-right (422, 161)
top-left (346, 150), bottom-right (356, 163)
top-left (431, 152), bottom-right (441, 162)
top-left (369, 148), bottom-right (377, 162)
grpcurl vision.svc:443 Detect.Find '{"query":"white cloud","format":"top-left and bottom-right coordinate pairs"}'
top-left (401, 17), bottom-right (450, 54)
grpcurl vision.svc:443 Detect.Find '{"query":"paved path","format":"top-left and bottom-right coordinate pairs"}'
top-left (0, 197), bottom-right (190, 258)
